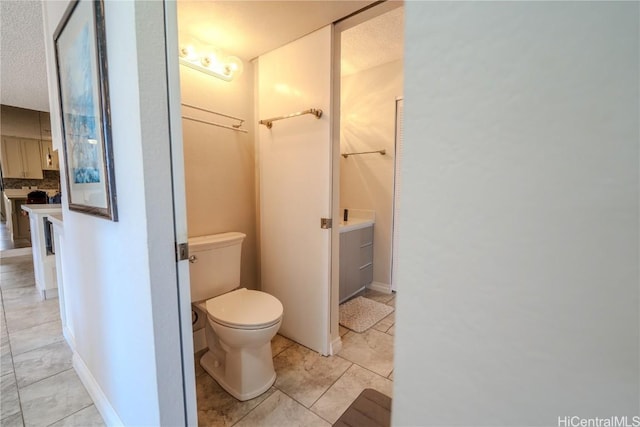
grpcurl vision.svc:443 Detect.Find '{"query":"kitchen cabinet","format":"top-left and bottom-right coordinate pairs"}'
top-left (0, 136), bottom-right (44, 179)
top-left (339, 225), bottom-right (374, 303)
top-left (0, 105), bottom-right (41, 140)
top-left (40, 139), bottom-right (60, 171)
top-left (39, 112), bottom-right (52, 140)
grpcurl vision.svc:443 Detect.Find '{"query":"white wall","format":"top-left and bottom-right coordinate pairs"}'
top-left (340, 59), bottom-right (402, 287)
top-left (179, 56), bottom-right (258, 291)
top-left (42, 1), bottom-right (186, 425)
top-left (394, 2), bottom-right (639, 426)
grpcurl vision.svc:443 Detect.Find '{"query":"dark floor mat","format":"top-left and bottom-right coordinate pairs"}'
top-left (333, 388), bottom-right (391, 427)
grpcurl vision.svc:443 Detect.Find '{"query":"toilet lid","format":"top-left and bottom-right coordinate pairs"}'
top-left (206, 288), bottom-right (283, 330)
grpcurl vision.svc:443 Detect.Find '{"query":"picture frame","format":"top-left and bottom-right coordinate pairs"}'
top-left (53, 0), bottom-right (118, 221)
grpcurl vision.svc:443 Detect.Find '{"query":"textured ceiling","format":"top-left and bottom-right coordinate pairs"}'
top-left (176, 1), bottom-right (375, 61)
top-left (0, 1), bottom-right (402, 114)
top-left (0, 0), bottom-right (50, 112)
top-left (341, 6), bottom-right (404, 76)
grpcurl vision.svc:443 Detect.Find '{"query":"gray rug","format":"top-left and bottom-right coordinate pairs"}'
top-left (339, 296), bottom-right (394, 333)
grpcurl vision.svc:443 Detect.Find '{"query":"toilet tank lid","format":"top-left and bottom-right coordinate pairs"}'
top-left (188, 232), bottom-right (246, 250)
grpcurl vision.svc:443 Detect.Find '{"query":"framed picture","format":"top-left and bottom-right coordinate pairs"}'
top-left (53, 0), bottom-right (117, 221)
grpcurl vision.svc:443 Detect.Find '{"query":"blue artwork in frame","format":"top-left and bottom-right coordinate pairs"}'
top-left (53, 0), bottom-right (117, 221)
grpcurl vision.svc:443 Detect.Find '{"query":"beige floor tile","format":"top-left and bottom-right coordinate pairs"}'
top-left (372, 312), bottom-right (395, 333)
top-left (20, 369), bottom-right (93, 427)
top-left (8, 320), bottom-right (63, 356)
top-left (234, 390), bottom-right (330, 427)
top-left (1, 372), bottom-right (21, 421)
top-left (338, 328), bottom-right (394, 377)
top-left (0, 258), bottom-right (33, 274)
top-left (0, 411), bottom-right (24, 427)
top-left (386, 297), bottom-right (396, 308)
top-left (361, 289), bottom-right (395, 304)
top-left (1, 287), bottom-right (42, 311)
top-left (49, 405), bottom-right (105, 427)
top-left (273, 343), bottom-right (351, 408)
top-left (196, 373), bottom-right (275, 427)
top-left (13, 340), bottom-right (72, 388)
top-left (0, 272), bottom-right (35, 290)
top-left (388, 370), bottom-right (394, 380)
top-left (4, 298), bottom-right (59, 333)
top-left (339, 326), bottom-right (349, 337)
top-left (1, 333), bottom-right (13, 376)
top-left (271, 334), bottom-right (294, 357)
top-left (387, 325), bottom-right (395, 336)
top-left (310, 364), bottom-right (393, 424)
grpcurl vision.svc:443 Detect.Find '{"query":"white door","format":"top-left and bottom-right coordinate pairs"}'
top-left (258, 26), bottom-right (333, 355)
top-left (163, 1), bottom-right (197, 424)
top-left (392, 97), bottom-right (403, 292)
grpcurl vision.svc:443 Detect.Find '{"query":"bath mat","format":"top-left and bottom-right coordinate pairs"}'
top-left (333, 388), bottom-right (391, 427)
top-left (339, 296), bottom-right (394, 333)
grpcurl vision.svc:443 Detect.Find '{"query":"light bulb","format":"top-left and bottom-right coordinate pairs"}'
top-left (225, 56), bottom-right (243, 78)
top-left (179, 45), bottom-right (197, 61)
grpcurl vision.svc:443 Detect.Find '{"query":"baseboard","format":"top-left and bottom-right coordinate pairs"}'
top-left (329, 335), bottom-right (342, 356)
top-left (72, 352), bottom-right (124, 426)
top-left (63, 325), bottom-right (76, 353)
top-left (367, 281), bottom-right (392, 294)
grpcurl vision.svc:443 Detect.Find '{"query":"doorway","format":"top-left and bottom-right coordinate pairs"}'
top-left (334, 2), bottom-right (404, 319)
top-left (170, 0), bottom-right (404, 422)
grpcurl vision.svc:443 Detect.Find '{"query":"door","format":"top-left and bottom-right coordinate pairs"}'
top-left (258, 26), bottom-right (333, 355)
top-left (392, 97), bottom-right (403, 291)
top-left (163, 1), bottom-right (197, 424)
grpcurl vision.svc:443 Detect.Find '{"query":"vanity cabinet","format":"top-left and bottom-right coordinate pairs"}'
top-left (339, 225), bottom-right (374, 303)
top-left (1, 136), bottom-right (44, 179)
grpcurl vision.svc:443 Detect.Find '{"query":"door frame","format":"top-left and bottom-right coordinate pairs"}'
top-left (331, 1), bottom-right (404, 333)
top-left (163, 1), bottom-right (198, 424)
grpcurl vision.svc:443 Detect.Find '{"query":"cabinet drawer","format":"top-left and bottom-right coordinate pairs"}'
top-left (360, 264), bottom-right (373, 287)
top-left (360, 226), bottom-right (373, 245)
top-left (359, 244), bottom-right (373, 266)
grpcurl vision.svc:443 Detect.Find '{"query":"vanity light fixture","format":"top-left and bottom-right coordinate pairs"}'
top-left (179, 45), bottom-right (243, 82)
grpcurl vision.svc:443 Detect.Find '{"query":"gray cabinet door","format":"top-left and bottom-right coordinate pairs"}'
top-left (339, 226), bottom-right (374, 303)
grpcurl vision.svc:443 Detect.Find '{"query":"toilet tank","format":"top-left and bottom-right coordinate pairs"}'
top-left (188, 232), bottom-right (245, 303)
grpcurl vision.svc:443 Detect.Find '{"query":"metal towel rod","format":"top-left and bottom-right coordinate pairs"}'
top-left (259, 108), bottom-right (322, 129)
top-left (181, 103), bottom-right (247, 133)
top-left (182, 115), bottom-right (248, 133)
top-left (342, 149), bottom-right (386, 159)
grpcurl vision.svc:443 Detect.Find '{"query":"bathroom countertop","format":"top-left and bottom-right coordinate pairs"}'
top-left (339, 217), bottom-right (374, 233)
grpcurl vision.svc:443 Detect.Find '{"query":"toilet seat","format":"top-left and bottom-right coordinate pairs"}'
top-left (206, 288), bottom-right (283, 330)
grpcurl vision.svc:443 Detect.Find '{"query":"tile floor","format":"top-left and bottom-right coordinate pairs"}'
top-left (0, 253), bottom-right (104, 427)
top-left (0, 250), bottom-right (397, 426)
top-left (196, 288), bottom-right (396, 426)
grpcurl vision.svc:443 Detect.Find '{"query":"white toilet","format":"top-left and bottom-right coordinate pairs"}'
top-left (189, 232), bottom-right (283, 401)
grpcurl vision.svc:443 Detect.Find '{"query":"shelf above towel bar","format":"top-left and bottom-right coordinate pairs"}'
top-left (342, 149), bottom-right (386, 159)
top-left (259, 108), bottom-right (322, 129)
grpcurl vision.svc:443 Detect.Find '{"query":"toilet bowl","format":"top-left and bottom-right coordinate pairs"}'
top-left (188, 232), bottom-right (283, 401)
top-left (199, 288), bottom-right (283, 401)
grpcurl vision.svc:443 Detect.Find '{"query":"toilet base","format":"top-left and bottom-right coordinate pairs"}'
top-left (200, 349), bottom-right (276, 401)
